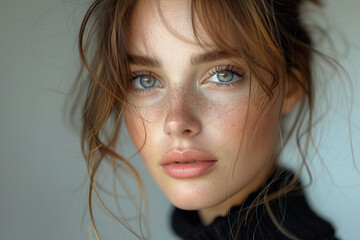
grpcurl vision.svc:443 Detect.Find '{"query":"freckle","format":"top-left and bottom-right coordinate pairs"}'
top-left (190, 93), bottom-right (204, 110)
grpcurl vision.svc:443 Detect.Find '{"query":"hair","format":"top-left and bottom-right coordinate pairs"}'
top-left (72, 0), bottom-right (340, 239)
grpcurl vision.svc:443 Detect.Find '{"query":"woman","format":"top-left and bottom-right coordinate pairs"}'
top-left (74, 0), bottom-right (343, 239)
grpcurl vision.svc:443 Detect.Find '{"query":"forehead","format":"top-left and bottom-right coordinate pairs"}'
top-left (128, 0), bottom-right (212, 55)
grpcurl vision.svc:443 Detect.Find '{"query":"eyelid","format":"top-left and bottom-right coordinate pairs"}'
top-left (203, 65), bottom-right (245, 83)
top-left (208, 65), bottom-right (244, 76)
top-left (130, 70), bottom-right (163, 93)
top-left (131, 70), bottom-right (160, 79)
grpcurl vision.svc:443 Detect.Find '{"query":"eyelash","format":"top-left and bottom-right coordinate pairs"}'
top-left (131, 71), bottom-right (160, 94)
top-left (130, 65), bottom-right (245, 93)
top-left (207, 65), bottom-right (245, 88)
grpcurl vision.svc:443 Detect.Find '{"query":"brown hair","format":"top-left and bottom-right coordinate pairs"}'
top-left (73, 0), bottom-right (327, 239)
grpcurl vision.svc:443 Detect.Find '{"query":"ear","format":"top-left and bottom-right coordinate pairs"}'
top-left (281, 68), bottom-right (304, 114)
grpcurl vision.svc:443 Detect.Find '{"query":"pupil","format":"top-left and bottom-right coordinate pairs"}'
top-left (217, 71), bottom-right (233, 82)
top-left (140, 76), bottom-right (156, 88)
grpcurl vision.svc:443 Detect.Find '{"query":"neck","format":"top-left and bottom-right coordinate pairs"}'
top-left (198, 161), bottom-right (276, 226)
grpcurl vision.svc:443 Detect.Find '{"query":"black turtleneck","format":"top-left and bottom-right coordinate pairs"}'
top-left (171, 168), bottom-right (337, 240)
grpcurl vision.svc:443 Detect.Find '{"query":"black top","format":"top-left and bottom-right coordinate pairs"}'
top-left (171, 168), bottom-right (337, 240)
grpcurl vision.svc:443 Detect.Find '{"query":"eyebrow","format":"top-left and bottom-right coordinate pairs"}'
top-left (127, 54), bottom-right (161, 68)
top-left (127, 50), bottom-right (232, 68)
top-left (191, 50), bottom-right (232, 65)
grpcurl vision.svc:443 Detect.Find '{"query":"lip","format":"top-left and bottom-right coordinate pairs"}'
top-left (160, 148), bottom-right (217, 179)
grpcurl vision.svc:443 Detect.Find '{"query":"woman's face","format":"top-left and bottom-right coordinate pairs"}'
top-left (124, 0), bottom-right (283, 214)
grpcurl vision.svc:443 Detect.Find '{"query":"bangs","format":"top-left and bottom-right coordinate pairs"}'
top-left (190, 0), bottom-right (287, 97)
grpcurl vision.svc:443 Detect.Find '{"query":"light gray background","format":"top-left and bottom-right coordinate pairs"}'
top-left (1, 0), bottom-right (360, 239)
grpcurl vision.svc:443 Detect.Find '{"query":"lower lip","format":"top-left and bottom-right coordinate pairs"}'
top-left (162, 161), bottom-right (216, 179)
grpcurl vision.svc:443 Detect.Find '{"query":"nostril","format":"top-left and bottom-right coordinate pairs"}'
top-left (183, 129), bottom-right (192, 134)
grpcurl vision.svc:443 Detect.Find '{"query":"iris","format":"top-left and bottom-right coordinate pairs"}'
top-left (139, 76), bottom-right (156, 88)
top-left (216, 71), bottom-right (234, 82)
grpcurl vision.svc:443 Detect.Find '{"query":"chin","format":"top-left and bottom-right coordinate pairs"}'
top-left (170, 195), bottom-right (216, 211)
top-left (164, 182), bottom-right (228, 210)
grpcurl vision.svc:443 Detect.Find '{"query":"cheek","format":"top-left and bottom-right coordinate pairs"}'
top-left (210, 105), bottom-right (248, 146)
top-left (124, 108), bottom-right (150, 150)
top-left (124, 106), bottom-right (163, 155)
top-left (124, 111), bottom-right (144, 149)
top-left (240, 98), bottom-right (282, 163)
top-left (212, 95), bottom-right (281, 164)
top-left (205, 94), bottom-right (249, 140)
top-left (217, 105), bottom-right (247, 129)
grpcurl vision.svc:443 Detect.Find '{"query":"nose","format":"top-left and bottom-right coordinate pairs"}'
top-left (163, 93), bottom-right (201, 138)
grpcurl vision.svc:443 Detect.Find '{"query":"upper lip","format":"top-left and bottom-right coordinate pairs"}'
top-left (160, 148), bottom-right (217, 165)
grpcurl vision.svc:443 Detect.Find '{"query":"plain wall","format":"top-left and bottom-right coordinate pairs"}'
top-left (1, 0), bottom-right (359, 239)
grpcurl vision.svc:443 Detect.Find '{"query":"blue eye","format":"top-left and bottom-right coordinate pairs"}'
top-left (206, 65), bottom-right (245, 87)
top-left (138, 76), bottom-right (156, 88)
top-left (132, 73), bottom-right (162, 91)
top-left (216, 71), bottom-right (234, 82)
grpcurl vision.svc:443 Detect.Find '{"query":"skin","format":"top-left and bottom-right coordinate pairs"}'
top-left (124, 0), bottom-right (301, 225)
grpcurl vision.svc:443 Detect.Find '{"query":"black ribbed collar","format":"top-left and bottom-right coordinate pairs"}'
top-left (171, 168), bottom-right (337, 240)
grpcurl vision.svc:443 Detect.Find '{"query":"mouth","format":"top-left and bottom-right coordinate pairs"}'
top-left (175, 160), bottom-right (196, 164)
top-left (160, 148), bottom-right (217, 179)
